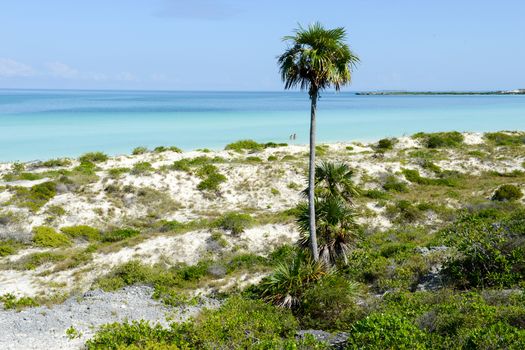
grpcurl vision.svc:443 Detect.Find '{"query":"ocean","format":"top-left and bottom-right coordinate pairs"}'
top-left (0, 89), bottom-right (523, 162)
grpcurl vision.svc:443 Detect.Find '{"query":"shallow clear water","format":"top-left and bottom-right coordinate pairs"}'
top-left (0, 89), bottom-right (523, 161)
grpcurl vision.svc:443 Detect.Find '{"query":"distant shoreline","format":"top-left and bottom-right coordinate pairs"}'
top-left (356, 89), bottom-right (525, 96)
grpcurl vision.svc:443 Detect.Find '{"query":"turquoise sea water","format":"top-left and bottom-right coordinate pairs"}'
top-left (0, 89), bottom-right (524, 162)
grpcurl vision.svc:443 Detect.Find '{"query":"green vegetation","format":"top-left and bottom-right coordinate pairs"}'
top-left (61, 225), bottom-right (101, 241)
top-left (485, 131), bottom-right (525, 146)
top-left (492, 184), bottom-right (523, 201)
top-left (214, 212), bottom-right (254, 235)
top-left (79, 152), bottom-right (108, 163)
top-left (225, 139), bottom-right (263, 152)
top-left (32, 226), bottom-right (71, 247)
top-left (101, 228), bottom-right (140, 243)
top-left (382, 175), bottom-right (409, 193)
top-left (376, 138), bottom-right (396, 150)
top-left (9, 181), bottom-right (57, 212)
top-left (402, 168), bottom-right (462, 187)
top-left (0, 293), bottom-right (39, 310)
top-left (131, 146), bottom-right (148, 155)
top-left (130, 161), bottom-right (154, 175)
top-left (414, 131), bottom-right (464, 148)
top-left (40, 158), bottom-right (72, 168)
top-left (196, 164), bottom-right (227, 192)
top-left (0, 239), bottom-right (24, 257)
top-left (86, 297), bottom-right (317, 349)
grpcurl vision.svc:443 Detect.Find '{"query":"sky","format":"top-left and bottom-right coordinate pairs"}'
top-left (1, 0), bottom-right (524, 91)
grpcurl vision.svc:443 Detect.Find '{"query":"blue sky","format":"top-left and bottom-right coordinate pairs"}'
top-left (1, 0), bottom-right (524, 91)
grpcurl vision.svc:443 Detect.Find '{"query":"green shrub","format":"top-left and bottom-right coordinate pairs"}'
top-left (299, 275), bottom-right (362, 331)
top-left (61, 225), bottom-right (101, 241)
top-left (463, 322), bottom-right (525, 349)
top-left (414, 131), bottom-right (464, 148)
top-left (102, 228), bottom-right (140, 243)
top-left (132, 146), bottom-right (148, 155)
top-left (267, 155), bottom-right (278, 161)
top-left (442, 208), bottom-right (525, 288)
top-left (0, 294), bottom-right (39, 310)
top-left (41, 158), bottom-right (72, 167)
top-left (11, 181), bottom-right (56, 212)
top-left (131, 162), bottom-right (154, 175)
top-left (346, 313), bottom-right (428, 349)
top-left (377, 138), bottom-right (395, 150)
top-left (281, 155), bottom-right (297, 161)
top-left (402, 168), bottom-right (460, 187)
top-left (387, 200), bottom-right (424, 223)
top-left (485, 132), bottom-right (525, 146)
top-left (86, 297), bottom-right (303, 350)
top-left (492, 184), bottom-right (523, 201)
top-left (215, 212), bottom-right (253, 235)
top-left (107, 167), bottom-right (130, 178)
top-left (32, 226), bottom-right (71, 247)
top-left (196, 164), bottom-right (226, 192)
top-left (382, 175), bottom-right (409, 193)
top-left (315, 144), bottom-right (329, 156)
top-left (79, 152), bottom-right (108, 163)
top-left (245, 156), bottom-right (262, 163)
top-left (16, 251), bottom-right (66, 270)
top-left (0, 240), bottom-right (23, 257)
top-left (364, 189), bottom-right (390, 200)
top-left (225, 139), bottom-right (263, 152)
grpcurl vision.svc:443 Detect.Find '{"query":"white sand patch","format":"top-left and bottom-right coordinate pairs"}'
top-left (0, 270), bottom-right (40, 296)
top-left (463, 132), bottom-right (484, 145)
top-left (395, 136), bottom-right (421, 149)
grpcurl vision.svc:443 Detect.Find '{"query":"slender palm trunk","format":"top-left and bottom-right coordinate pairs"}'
top-left (308, 90), bottom-right (319, 262)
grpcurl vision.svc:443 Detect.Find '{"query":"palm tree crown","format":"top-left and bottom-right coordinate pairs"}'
top-left (278, 22), bottom-right (359, 97)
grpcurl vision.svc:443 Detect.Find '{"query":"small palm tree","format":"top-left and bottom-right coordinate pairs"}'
top-left (278, 23), bottom-right (359, 261)
top-left (296, 196), bottom-right (358, 265)
top-left (302, 161), bottom-right (360, 204)
top-left (262, 250), bottom-right (327, 308)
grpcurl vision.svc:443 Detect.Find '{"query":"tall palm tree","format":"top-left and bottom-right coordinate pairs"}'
top-left (278, 23), bottom-right (359, 261)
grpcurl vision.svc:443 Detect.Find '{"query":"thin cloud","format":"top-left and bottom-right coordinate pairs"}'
top-left (0, 58), bottom-right (34, 77)
top-left (155, 0), bottom-right (239, 20)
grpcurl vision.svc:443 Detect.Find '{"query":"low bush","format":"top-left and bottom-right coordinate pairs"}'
top-left (11, 181), bottom-right (57, 212)
top-left (0, 239), bottom-right (23, 257)
top-left (376, 138), bottom-right (396, 150)
top-left (131, 146), bottom-right (148, 155)
top-left (299, 275), bottom-right (362, 330)
top-left (346, 313), bottom-right (428, 349)
top-left (214, 212), bottom-right (253, 235)
top-left (41, 158), bottom-right (72, 168)
top-left (387, 200), bottom-right (424, 223)
top-left (225, 139), bottom-right (263, 152)
top-left (101, 228), bottom-right (140, 243)
top-left (414, 131), bottom-right (464, 148)
top-left (79, 152), bottom-right (108, 163)
top-left (382, 175), bottom-right (409, 193)
top-left (0, 294), bottom-right (39, 310)
top-left (402, 168), bottom-right (461, 187)
top-left (245, 156), bottom-right (262, 163)
top-left (492, 184), bottom-right (523, 201)
top-left (15, 251), bottom-right (66, 270)
top-left (441, 208), bottom-right (525, 288)
top-left (61, 225), bottom-right (101, 241)
top-left (196, 164), bottom-right (226, 192)
top-left (364, 189), bottom-right (390, 200)
top-left (131, 162), bottom-right (154, 175)
top-left (485, 131), bottom-right (525, 146)
top-left (86, 297), bottom-right (306, 350)
top-left (32, 226), bottom-right (71, 247)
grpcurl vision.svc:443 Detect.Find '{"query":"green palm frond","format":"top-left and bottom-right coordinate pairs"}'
top-left (296, 196), bottom-right (358, 265)
top-left (278, 22), bottom-right (359, 96)
top-left (301, 161), bottom-right (360, 203)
